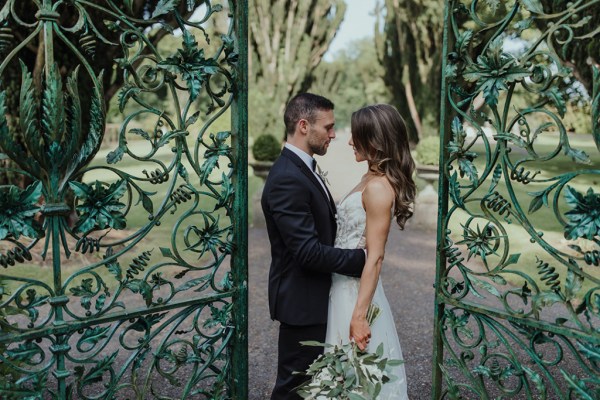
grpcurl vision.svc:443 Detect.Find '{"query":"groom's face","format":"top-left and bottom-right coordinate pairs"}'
top-left (306, 109), bottom-right (335, 156)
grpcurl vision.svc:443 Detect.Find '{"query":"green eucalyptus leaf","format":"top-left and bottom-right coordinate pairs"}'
top-left (138, 191), bottom-right (154, 214)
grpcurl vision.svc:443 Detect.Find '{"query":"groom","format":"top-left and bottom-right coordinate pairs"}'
top-left (261, 93), bottom-right (366, 399)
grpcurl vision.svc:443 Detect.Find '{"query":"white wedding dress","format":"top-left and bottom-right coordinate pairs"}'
top-left (325, 191), bottom-right (409, 399)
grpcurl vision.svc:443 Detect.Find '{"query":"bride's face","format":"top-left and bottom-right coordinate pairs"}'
top-left (348, 136), bottom-right (367, 162)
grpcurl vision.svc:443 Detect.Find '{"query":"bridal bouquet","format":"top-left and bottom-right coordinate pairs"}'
top-left (294, 304), bottom-right (403, 400)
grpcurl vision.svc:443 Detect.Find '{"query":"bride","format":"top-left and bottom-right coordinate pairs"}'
top-left (325, 104), bottom-right (415, 399)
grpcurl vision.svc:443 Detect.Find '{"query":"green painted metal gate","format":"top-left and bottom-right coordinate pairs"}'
top-left (433, 1), bottom-right (600, 398)
top-left (0, 0), bottom-right (247, 398)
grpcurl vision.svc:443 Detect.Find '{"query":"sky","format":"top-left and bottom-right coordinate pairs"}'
top-left (324, 0), bottom-right (379, 60)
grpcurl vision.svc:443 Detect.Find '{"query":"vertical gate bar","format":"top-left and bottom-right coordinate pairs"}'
top-left (431, 1), bottom-right (453, 398)
top-left (40, 0), bottom-right (69, 397)
top-left (230, 0), bottom-right (249, 398)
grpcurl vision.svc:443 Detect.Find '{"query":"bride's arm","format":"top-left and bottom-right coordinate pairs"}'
top-left (350, 179), bottom-right (394, 351)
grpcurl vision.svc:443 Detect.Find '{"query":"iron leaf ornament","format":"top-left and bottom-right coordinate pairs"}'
top-left (0, 182), bottom-right (43, 240)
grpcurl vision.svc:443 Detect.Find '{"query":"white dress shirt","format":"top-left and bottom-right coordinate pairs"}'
top-left (284, 143), bottom-right (330, 200)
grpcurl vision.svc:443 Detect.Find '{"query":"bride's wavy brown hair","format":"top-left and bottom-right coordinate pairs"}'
top-left (351, 104), bottom-right (416, 229)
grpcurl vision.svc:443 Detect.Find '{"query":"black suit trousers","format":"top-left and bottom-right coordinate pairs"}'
top-left (271, 322), bottom-right (327, 400)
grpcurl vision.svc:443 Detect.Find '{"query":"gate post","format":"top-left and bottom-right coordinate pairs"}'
top-left (231, 0), bottom-right (249, 398)
top-left (432, 2), bottom-right (452, 398)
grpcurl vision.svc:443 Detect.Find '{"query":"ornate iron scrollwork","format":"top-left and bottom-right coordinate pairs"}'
top-left (0, 0), bottom-right (247, 398)
top-left (435, 1), bottom-right (600, 398)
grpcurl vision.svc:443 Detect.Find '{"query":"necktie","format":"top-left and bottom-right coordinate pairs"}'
top-left (311, 158), bottom-right (317, 172)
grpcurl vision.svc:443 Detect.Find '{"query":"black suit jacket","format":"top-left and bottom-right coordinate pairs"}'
top-left (261, 147), bottom-right (365, 326)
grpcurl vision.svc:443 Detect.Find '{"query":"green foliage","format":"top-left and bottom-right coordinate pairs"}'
top-left (295, 341), bottom-right (403, 399)
top-left (312, 38), bottom-right (390, 128)
top-left (532, 2), bottom-right (600, 94)
top-left (414, 136), bottom-right (440, 166)
top-left (375, 0), bottom-right (444, 142)
top-left (252, 134), bottom-right (280, 162)
top-left (249, 0), bottom-right (346, 139)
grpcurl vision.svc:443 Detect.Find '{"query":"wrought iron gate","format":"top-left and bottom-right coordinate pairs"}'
top-left (434, 0), bottom-right (600, 398)
top-left (0, 0), bottom-right (247, 398)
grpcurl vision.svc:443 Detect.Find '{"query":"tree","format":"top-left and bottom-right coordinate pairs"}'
top-left (534, 1), bottom-right (600, 94)
top-left (311, 38), bottom-right (390, 128)
top-left (249, 0), bottom-right (346, 140)
top-left (375, 0), bottom-right (444, 144)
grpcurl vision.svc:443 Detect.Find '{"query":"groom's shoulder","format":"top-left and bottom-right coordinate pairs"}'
top-left (270, 152), bottom-right (299, 174)
top-left (265, 156), bottom-right (306, 188)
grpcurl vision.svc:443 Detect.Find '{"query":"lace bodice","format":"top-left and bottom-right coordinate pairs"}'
top-left (334, 191), bottom-right (366, 250)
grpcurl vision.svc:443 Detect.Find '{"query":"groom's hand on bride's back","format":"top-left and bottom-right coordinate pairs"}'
top-left (266, 173), bottom-right (365, 275)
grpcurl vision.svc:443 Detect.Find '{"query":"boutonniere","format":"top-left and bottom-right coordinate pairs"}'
top-left (316, 164), bottom-right (330, 186)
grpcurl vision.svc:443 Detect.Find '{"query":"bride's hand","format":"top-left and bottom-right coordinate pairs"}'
top-left (350, 316), bottom-right (371, 351)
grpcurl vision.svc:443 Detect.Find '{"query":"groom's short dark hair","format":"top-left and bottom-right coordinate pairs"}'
top-left (284, 93), bottom-right (334, 138)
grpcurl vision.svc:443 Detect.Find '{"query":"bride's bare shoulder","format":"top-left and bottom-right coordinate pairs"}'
top-left (362, 176), bottom-right (394, 209)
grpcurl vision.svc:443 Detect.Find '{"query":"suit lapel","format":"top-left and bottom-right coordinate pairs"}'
top-left (281, 148), bottom-right (337, 218)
